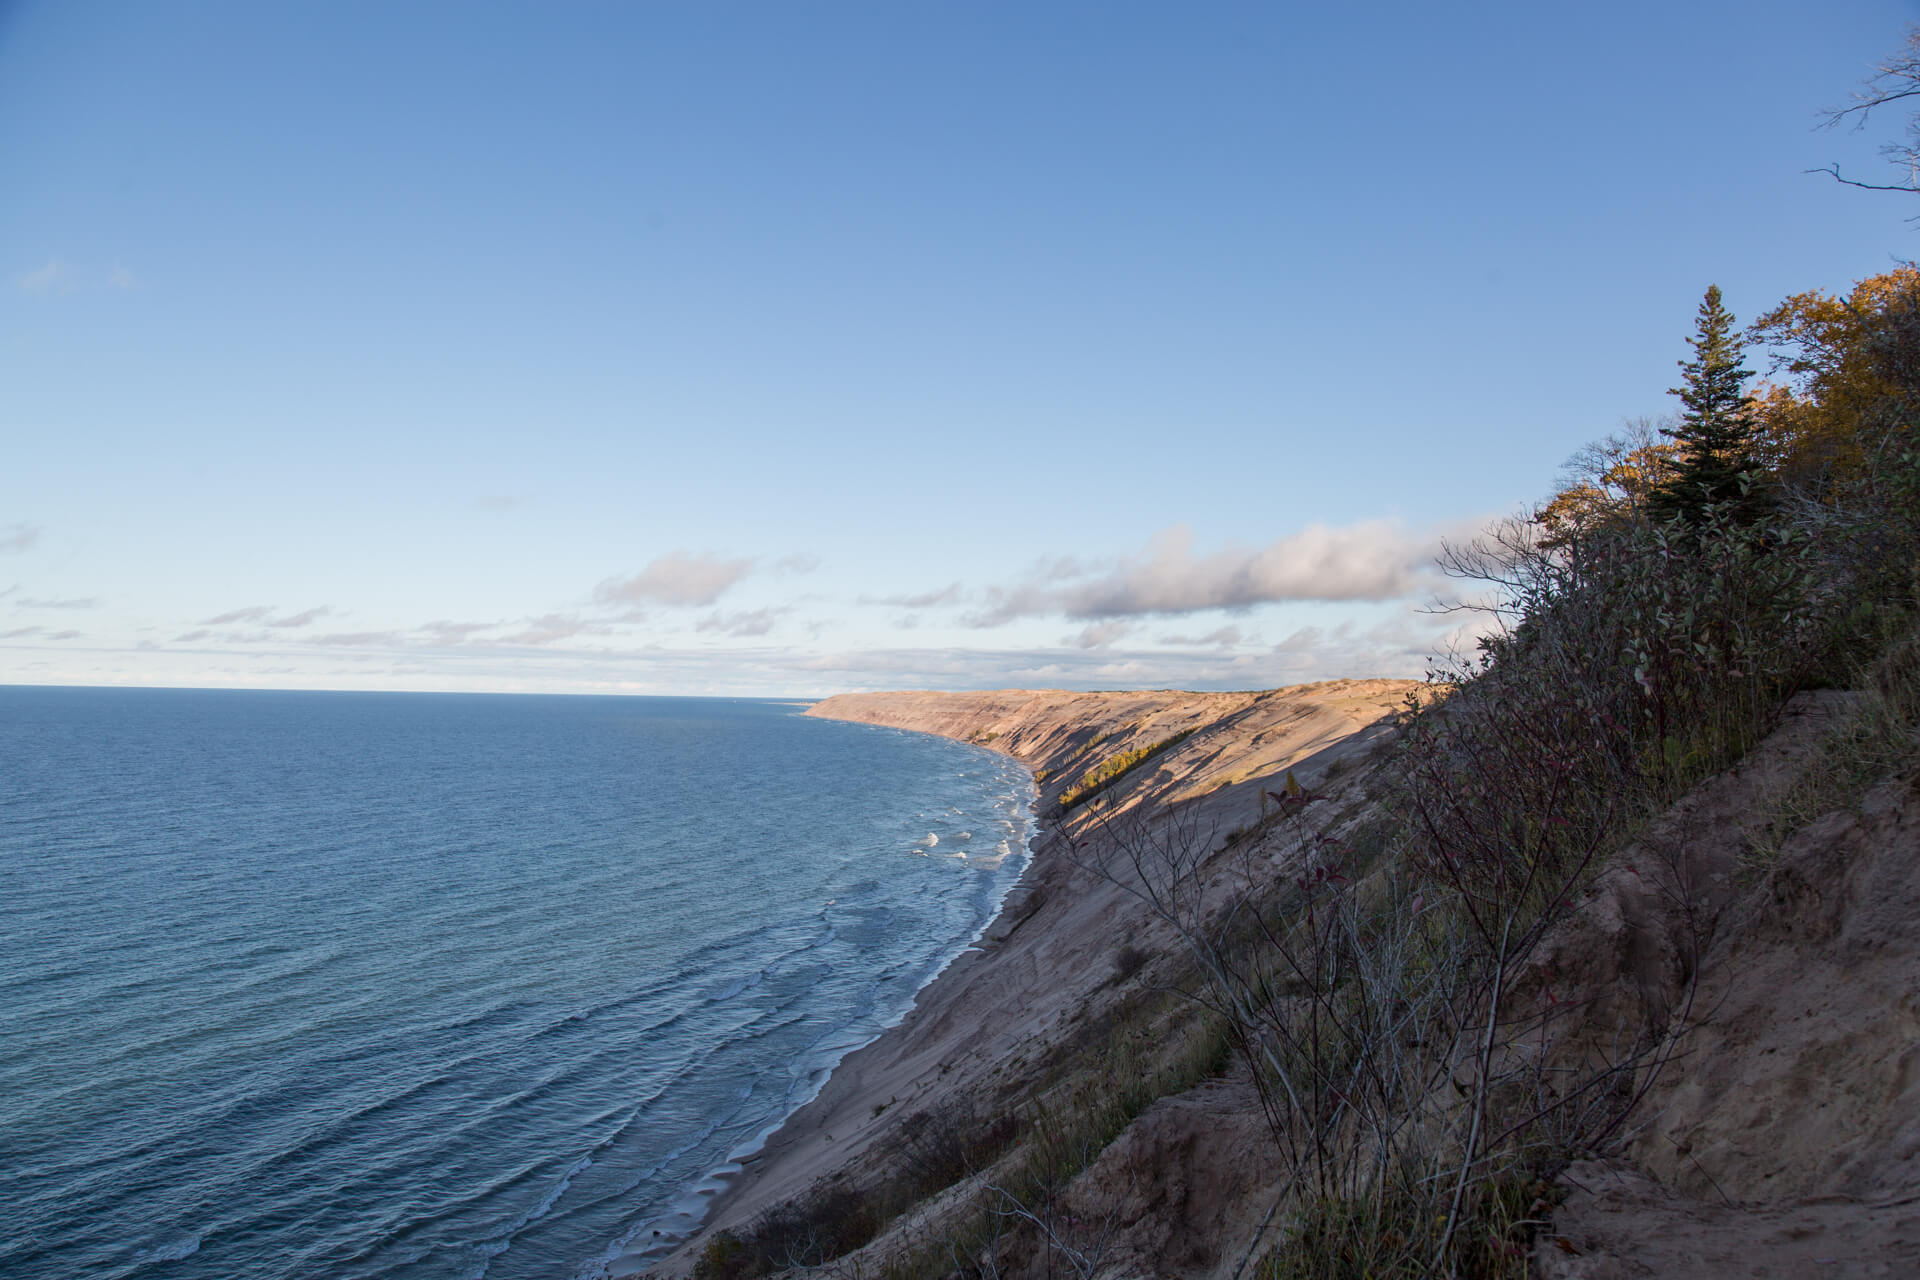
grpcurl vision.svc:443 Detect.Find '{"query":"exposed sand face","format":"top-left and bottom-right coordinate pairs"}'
top-left (1531, 695), bottom-right (1920, 1277)
top-left (806, 681), bottom-right (1413, 817)
top-left (614, 681), bottom-right (1920, 1278)
top-left (617, 680), bottom-right (1414, 1277)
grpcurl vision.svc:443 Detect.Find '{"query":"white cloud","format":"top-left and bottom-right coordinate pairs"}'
top-left (15, 595), bottom-right (95, 610)
top-left (964, 522), bottom-right (1447, 626)
top-left (202, 604), bottom-right (330, 628)
top-left (696, 607), bottom-right (786, 637)
top-left (781, 609), bottom-right (1451, 691)
top-left (1069, 621), bottom-right (1134, 649)
top-left (596, 551), bottom-right (755, 607)
top-left (310, 630), bottom-right (408, 647)
top-left (203, 605), bottom-right (274, 625)
top-left (16, 261), bottom-right (137, 293)
top-left (1159, 625), bottom-right (1244, 647)
top-left (2, 596), bottom-right (1484, 696)
top-left (416, 619), bottom-right (499, 644)
top-left (18, 260), bottom-right (69, 293)
top-left (0, 524), bottom-right (42, 554)
top-left (498, 613), bottom-right (602, 646)
top-left (3, 625), bottom-right (83, 641)
top-left (781, 643), bottom-right (1300, 690)
top-left (862, 583), bottom-right (964, 609)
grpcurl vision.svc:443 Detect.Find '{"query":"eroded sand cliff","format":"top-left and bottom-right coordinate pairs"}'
top-left (623, 681), bottom-right (1920, 1278)
top-left (623, 680), bottom-right (1413, 1276)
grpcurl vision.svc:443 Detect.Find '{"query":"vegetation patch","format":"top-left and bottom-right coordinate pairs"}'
top-left (1264, 1168), bottom-right (1557, 1280)
top-left (693, 990), bottom-right (1232, 1280)
top-left (1746, 608), bottom-right (1920, 872)
top-left (1057, 730), bottom-right (1195, 810)
top-left (1067, 265), bottom-right (1920, 1277)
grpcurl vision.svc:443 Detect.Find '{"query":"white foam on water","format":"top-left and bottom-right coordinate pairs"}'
top-left (133, 1235), bottom-right (202, 1265)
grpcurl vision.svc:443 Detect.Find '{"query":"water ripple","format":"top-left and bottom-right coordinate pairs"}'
top-left (0, 690), bottom-right (1034, 1280)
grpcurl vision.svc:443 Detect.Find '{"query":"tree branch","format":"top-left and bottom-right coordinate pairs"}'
top-left (1806, 163), bottom-right (1920, 194)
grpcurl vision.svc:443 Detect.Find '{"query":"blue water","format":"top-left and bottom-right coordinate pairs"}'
top-left (0, 689), bottom-right (1033, 1280)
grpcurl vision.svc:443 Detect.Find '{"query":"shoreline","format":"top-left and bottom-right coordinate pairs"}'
top-left (616, 681), bottom-right (1414, 1278)
top-left (601, 724), bottom-right (1043, 1276)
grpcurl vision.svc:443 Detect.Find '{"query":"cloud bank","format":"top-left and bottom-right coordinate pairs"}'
top-left (597, 552), bottom-right (755, 608)
top-left (16, 596), bottom-right (95, 610)
top-left (200, 605), bottom-right (330, 628)
top-left (964, 522), bottom-right (1445, 626)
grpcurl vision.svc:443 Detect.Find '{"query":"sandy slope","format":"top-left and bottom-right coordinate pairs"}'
top-left (610, 680), bottom-right (1920, 1279)
top-left (1532, 696), bottom-right (1920, 1277)
top-left (615, 680), bottom-right (1413, 1277)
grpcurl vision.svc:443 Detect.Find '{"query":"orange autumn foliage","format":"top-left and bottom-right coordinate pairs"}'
top-left (1748, 266), bottom-right (1920, 485)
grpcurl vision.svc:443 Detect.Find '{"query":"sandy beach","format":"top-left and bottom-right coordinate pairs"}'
top-left (615, 681), bottom-right (1413, 1277)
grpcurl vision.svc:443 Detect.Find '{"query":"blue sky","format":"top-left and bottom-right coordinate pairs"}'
top-left (4, 0), bottom-right (1917, 695)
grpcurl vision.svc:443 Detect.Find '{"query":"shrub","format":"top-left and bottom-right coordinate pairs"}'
top-left (895, 1100), bottom-right (1021, 1194)
top-left (747, 1185), bottom-right (884, 1271)
top-left (1110, 943), bottom-right (1148, 983)
top-left (691, 1232), bottom-right (746, 1280)
top-left (1265, 1169), bottom-right (1552, 1280)
top-left (1748, 604), bottom-right (1920, 871)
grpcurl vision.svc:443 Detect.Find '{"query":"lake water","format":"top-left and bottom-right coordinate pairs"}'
top-left (0, 688), bottom-right (1032, 1279)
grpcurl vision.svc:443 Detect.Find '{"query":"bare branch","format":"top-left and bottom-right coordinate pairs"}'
top-left (1820, 84), bottom-right (1920, 131)
top-left (1807, 163), bottom-right (1920, 194)
top-left (1816, 28), bottom-right (1920, 201)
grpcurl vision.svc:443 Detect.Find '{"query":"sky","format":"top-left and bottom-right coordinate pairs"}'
top-left (4, 0), bottom-right (1919, 696)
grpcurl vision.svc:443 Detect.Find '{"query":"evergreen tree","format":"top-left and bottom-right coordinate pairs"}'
top-left (1651, 285), bottom-right (1767, 525)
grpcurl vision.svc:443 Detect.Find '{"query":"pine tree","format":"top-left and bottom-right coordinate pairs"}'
top-left (1651, 284), bottom-right (1768, 525)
